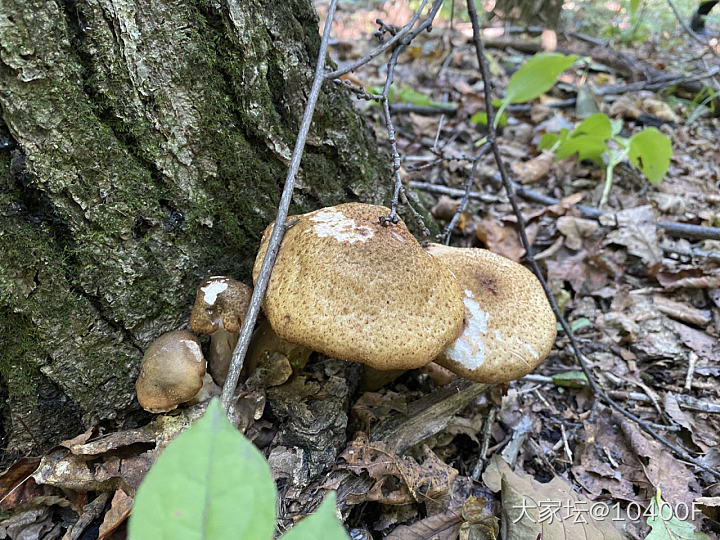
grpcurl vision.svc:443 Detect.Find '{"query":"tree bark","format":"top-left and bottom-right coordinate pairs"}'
top-left (0, 0), bottom-right (390, 459)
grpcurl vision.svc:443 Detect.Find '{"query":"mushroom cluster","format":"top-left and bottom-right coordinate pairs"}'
top-left (135, 202), bottom-right (557, 413)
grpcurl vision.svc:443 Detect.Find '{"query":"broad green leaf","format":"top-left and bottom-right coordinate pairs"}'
top-left (539, 132), bottom-right (561, 150)
top-left (551, 371), bottom-right (589, 388)
top-left (504, 53), bottom-right (578, 105)
top-left (574, 113), bottom-right (613, 139)
top-left (645, 489), bottom-right (710, 540)
top-left (555, 134), bottom-right (608, 163)
top-left (630, 0), bottom-right (641, 16)
top-left (129, 399), bottom-right (277, 540)
top-left (280, 493), bottom-right (349, 540)
top-left (628, 128), bottom-right (672, 184)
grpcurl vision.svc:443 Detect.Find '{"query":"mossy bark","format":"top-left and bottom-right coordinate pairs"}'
top-left (0, 0), bottom-right (391, 458)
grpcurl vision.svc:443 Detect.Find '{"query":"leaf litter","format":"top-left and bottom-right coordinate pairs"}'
top-left (3, 1), bottom-right (720, 538)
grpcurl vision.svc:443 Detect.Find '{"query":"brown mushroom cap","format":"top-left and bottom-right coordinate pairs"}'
top-left (135, 330), bottom-right (207, 413)
top-left (189, 276), bottom-right (252, 334)
top-left (426, 244), bottom-right (556, 383)
top-left (253, 203), bottom-right (465, 370)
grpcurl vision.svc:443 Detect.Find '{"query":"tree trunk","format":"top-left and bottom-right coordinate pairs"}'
top-left (0, 0), bottom-right (390, 459)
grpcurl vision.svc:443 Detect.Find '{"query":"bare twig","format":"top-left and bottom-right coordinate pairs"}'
top-left (465, 0), bottom-right (720, 479)
top-left (441, 146), bottom-right (489, 244)
top-left (685, 352), bottom-right (697, 391)
top-left (324, 0), bottom-right (430, 80)
top-left (471, 405), bottom-right (498, 481)
top-left (409, 180), bottom-right (720, 242)
top-left (220, 0), bottom-right (338, 411)
top-left (378, 0), bottom-right (444, 224)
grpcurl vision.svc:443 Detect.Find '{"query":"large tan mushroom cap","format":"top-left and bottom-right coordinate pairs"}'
top-left (426, 244), bottom-right (556, 383)
top-left (253, 203), bottom-right (465, 370)
top-left (189, 276), bottom-right (252, 334)
top-left (136, 330), bottom-right (207, 413)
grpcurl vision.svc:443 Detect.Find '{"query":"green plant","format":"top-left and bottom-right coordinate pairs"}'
top-left (129, 399), bottom-right (349, 540)
top-left (539, 112), bottom-right (672, 207)
top-left (644, 488), bottom-right (709, 540)
top-left (493, 52), bottom-right (578, 127)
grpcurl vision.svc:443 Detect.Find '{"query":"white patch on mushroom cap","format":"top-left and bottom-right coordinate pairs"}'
top-left (445, 291), bottom-right (489, 369)
top-left (308, 209), bottom-right (374, 243)
top-left (180, 339), bottom-right (205, 364)
top-left (201, 279), bottom-right (228, 304)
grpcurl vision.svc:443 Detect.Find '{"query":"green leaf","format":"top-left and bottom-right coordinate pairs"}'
top-left (630, 0), bottom-right (642, 16)
top-left (504, 53), bottom-right (579, 105)
top-left (645, 489), bottom-right (710, 540)
top-left (574, 113), bottom-right (613, 139)
top-left (555, 134), bottom-right (608, 163)
top-left (470, 111), bottom-right (507, 126)
top-left (551, 371), bottom-right (589, 389)
top-left (628, 128), bottom-right (672, 184)
top-left (129, 399), bottom-right (277, 540)
top-left (280, 493), bottom-right (349, 540)
top-left (538, 132), bottom-right (560, 150)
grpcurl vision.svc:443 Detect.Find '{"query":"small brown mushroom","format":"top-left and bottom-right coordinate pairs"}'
top-left (189, 276), bottom-right (252, 385)
top-left (253, 203), bottom-right (465, 370)
top-left (426, 244), bottom-right (557, 383)
top-left (135, 330), bottom-right (208, 413)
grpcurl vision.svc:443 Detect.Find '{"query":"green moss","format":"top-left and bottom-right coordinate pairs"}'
top-left (0, 309), bottom-right (44, 398)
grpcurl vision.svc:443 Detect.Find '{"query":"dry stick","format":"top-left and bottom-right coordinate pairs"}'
top-left (465, 0), bottom-right (720, 480)
top-left (409, 181), bottom-right (720, 242)
top-left (379, 0), bottom-right (445, 224)
top-left (220, 0), bottom-right (338, 412)
top-left (441, 146), bottom-right (488, 244)
top-left (324, 0), bottom-right (430, 80)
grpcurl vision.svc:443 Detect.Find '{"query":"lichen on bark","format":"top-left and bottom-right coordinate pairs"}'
top-left (0, 0), bottom-right (391, 457)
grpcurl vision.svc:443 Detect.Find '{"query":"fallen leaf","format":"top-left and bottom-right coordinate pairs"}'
top-left (0, 458), bottom-right (42, 511)
top-left (511, 150), bottom-right (554, 184)
top-left (600, 205), bottom-right (662, 274)
top-left (483, 455), bottom-right (623, 539)
top-left (338, 433), bottom-right (458, 505)
top-left (98, 489), bottom-right (133, 538)
top-left (557, 216), bottom-right (599, 250)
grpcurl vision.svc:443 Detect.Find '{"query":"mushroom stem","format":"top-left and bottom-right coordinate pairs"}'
top-left (209, 327), bottom-right (239, 386)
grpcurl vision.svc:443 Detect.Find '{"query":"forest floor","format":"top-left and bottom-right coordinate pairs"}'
top-left (310, 1), bottom-right (720, 538)
top-left (2, 1), bottom-right (720, 539)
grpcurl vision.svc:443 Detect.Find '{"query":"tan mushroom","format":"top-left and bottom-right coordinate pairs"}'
top-left (136, 330), bottom-right (208, 413)
top-left (190, 276), bottom-right (252, 385)
top-left (253, 203), bottom-right (465, 370)
top-left (426, 244), bottom-right (556, 383)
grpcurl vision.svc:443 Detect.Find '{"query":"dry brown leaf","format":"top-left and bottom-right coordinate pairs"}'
top-left (33, 405), bottom-right (205, 494)
top-left (475, 219), bottom-right (529, 261)
top-left (557, 216), bottom-right (599, 250)
top-left (338, 433), bottom-right (458, 505)
top-left (600, 205), bottom-right (662, 274)
top-left (483, 455), bottom-right (623, 539)
top-left (0, 457), bottom-right (42, 511)
top-left (98, 489), bottom-right (133, 538)
top-left (652, 295), bottom-right (712, 326)
top-left (511, 150), bottom-right (554, 184)
top-left (546, 250), bottom-right (609, 294)
top-left (657, 269), bottom-right (720, 289)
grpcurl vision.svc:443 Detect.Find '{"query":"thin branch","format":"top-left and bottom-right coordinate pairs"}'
top-left (465, 0), bottom-right (720, 480)
top-left (441, 146), bottom-right (489, 244)
top-left (409, 181), bottom-right (720, 242)
top-left (324, 0), bottom-right (430, 80)
top-left (220, 0), bottom-right (339, 412)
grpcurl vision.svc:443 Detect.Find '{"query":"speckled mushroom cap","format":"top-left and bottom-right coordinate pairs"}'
top-left (426, 244), bottom-right (556, 383)
top-left (253, 203), bottom-right (465, 370)
top-left (135, 330), bottom-right (207, 413)
top-left (189, 277), bottom-right (252, 334)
